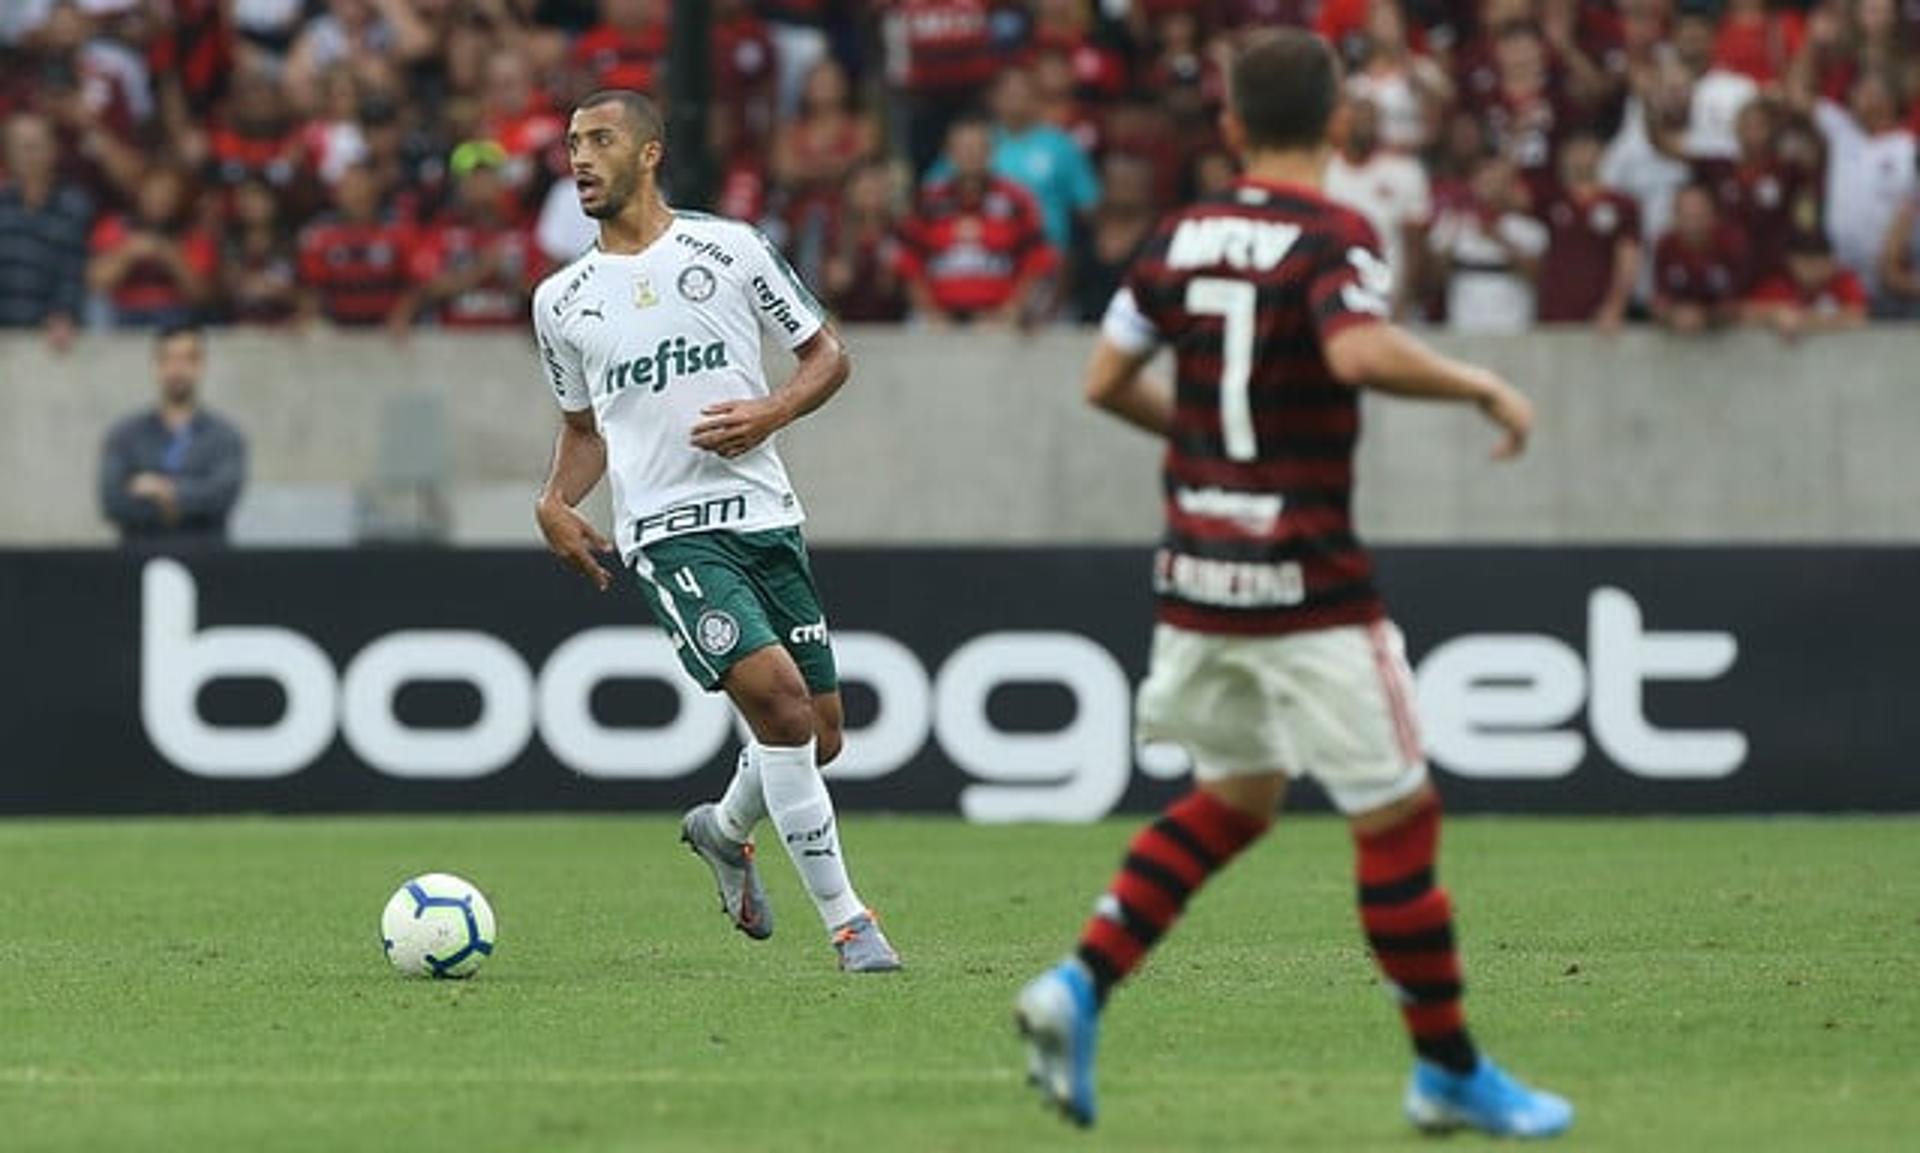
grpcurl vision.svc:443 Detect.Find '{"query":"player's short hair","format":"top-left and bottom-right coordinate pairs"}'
top-left (1228, 28), bottom-right (1341, 154)
top-left (155, 321), bottom-right (204, 352)
top-left (576, 89), bottom-right (666, 146)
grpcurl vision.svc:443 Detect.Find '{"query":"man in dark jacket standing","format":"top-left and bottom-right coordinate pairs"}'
top-left (99, 323), bottom-right (247, 548)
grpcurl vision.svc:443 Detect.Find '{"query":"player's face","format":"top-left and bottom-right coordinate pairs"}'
top-left (567, 105), bottom-right (658, 220)
top-left (155, 333), bottom-right (204, 406)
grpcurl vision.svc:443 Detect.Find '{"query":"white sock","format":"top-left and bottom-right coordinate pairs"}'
top-left (713, 747), bottom-right (765, 844)
top-left (756, 739), bottom-right (867, 930)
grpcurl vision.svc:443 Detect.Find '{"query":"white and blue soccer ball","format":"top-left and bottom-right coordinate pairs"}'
top-left (381, 873), bottom-right (497, 979)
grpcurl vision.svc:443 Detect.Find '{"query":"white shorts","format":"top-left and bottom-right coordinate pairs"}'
top-left (1135, 620), bottom-right (1429, 816)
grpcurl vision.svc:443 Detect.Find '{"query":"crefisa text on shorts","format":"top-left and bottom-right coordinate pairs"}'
top-left (140, 559), bottom-right (1746, 822)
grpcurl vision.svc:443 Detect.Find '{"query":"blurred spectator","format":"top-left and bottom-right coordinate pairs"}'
top-left (537, 172), bottom-right (597, 264)
top-left (303, 62), bottom-right (371, 187)
top-left (928, 64), bottom-right (1101, 253)
top-left (399, 146), bottom-right (545, 329)
top-left (761, 0), bottom-right (834, 120)
top-left (1427, 155), bottom-right (1547, 334)
top-left (1804, 72), bottom-right (1916, 305)
top-left (1032, 46), bottom-right (1103, 157)
top-left (1707, 98), bottom-right (1823, 289)
top-left (1072, 153), bottom-right (1155, 324)
top-left (149, 0), bottom-right (235, 170)
top-left (572, 0), bottom-right (666, 93)
top-left (297, 161), bottom-right (416, 330)
top-left (1140, 5), bottom-right (1221, 143)
top-left (1103, 96), bottom-right (1186, 212)
top-left (285, 0), bottom-right (435, 113)
top-left (1790, 0), bottom-right (1915, 106)
top-left (235, 0), bottom-right (314, 61)
top-left (220, 177), bottom-right (300, 325)
top-left (1744, 231), bottom-right (1868, 339)
top-left (1540, 0), bottom-right (1627, 117)
top-left (756, 1), bottom-right (833, 120)
top-left (896, 117), bottom-right (1057, 327)
top-left (1673, 5), bottom-right (1760, 162)
top-left (1878, 188), bottom-right (1920, 317)
top-left (0, 111), bottom-right (89, 350)
top-left (1713, 0), bottom-right (1806, 86)
top-left (98, 322), bottom-right (246, 550)
top-left (28, 2), bottom-right (146, 205)
top-left (1538, 132), bottom-right (1642, 329)
top-left (477, 46), bottom-right (566, 194)
top-left (86, 164), bottom-right (216, 328)
top-left (885, 0), bottom-right (1000, 176)
top-left (1469, 22), bottom-right (1572, 204)
top-left (1603, 52), bottom-right (1694, 303)
top-left (712, 0), bottom-right (779, 148)
top-left (1190, 148), bottom-right (1239, 202)
top-left (1653, 183), bottom-right (1749, 333)
top-left (1345, 0), bottom-right (1454, 153)
top-left (1031, 0), bottom-right (1129, 102)
top-left (821, 159), bottom-right (910, 324)
top-left (209, 64), bottom-right (309, 200)
top-left (773, 58), bottom-right (879, 248)
top-left (1325, 95), bottom-right (1431, 317)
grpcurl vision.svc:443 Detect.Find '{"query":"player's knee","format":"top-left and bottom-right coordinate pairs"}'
top-left (815, 722), bottom-right (843, 766)
top-left (746, 685), bottom-right (816, 747)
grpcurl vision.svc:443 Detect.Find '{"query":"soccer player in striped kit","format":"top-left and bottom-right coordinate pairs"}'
top-left (1015, 29), bottom-right (1572, 1139)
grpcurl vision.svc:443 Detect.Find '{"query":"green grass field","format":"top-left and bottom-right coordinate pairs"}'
top-left (1, 815), bottom-right (1916, 1152)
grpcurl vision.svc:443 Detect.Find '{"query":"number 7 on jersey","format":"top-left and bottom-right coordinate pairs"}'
top-left (1185, 277), bottom-right (1259, 462)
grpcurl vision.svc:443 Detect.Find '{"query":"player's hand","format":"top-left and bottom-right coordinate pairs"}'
top-left (690, 397), bottom-right (788, 459)
top-left (535, 497), bottom-right (613, 592)
top-left (1474, 374), bottom-right (1533, 461)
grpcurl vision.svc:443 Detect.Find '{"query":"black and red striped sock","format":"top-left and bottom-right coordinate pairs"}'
top-left (1355, 797), bottom-right (1478, 1074)
top-left (1074, 789), bottom-right (1270, 1006)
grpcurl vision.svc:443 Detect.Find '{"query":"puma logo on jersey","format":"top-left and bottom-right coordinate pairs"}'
top-left (1167, 218), bottom-right (1302, 271)
top-left (602, 337), bottom-right (730, 397)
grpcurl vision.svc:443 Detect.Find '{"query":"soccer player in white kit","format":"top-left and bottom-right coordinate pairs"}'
top-left (531, 91), bottom-right (900, 972)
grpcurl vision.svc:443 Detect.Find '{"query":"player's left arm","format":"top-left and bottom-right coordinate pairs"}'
top-left (691, 325), bottom-right (851, 459)
top-left (691, 228), bottom-right (850, 459)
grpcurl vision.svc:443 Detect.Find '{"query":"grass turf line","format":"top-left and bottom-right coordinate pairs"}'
top-left (0, 815), bottom-right (1915, 1152)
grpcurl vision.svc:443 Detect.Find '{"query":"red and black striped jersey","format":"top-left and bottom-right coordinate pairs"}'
top-left (1102, 178), bottom-right (1395, 637)
top-left (896, 176), bottom-right (1057, 315)
top-left (297, 216), bottom-right (417, 326)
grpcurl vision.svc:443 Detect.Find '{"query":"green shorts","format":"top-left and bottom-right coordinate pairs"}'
top-left (631, 526), bottom-right (838, 695)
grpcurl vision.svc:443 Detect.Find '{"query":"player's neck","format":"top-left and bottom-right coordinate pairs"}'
top-left (1240, 148), bottom-right (1328, 192)
top-left (597, 191), bottom-right (674, 256)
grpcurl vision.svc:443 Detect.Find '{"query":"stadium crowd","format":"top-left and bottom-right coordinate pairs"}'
top-left (3, 0), bottom-right (1920, 346)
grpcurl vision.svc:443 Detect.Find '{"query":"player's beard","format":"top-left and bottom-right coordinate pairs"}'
top-left (583, 165), bottom-right (640, 220)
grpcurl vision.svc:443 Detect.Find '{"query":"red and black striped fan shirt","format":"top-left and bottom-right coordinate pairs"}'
top-left (1102, 178), bottom-right (1395, 637)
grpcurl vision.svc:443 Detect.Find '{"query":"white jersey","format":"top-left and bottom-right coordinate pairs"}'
top-left (532, 211), bottom-right (826, 562)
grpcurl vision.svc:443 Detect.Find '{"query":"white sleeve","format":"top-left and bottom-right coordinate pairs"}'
top-left (532, 294), bottom-right (591, 412)
top-left (1813, 100), bottom-right (1860, 151)
top-left (1100, 286), bottom-right (1160, 355)
top-left (1503, 215), bottom-right (1550, 258)
top-left (741, 226), bottom-right (827, 350)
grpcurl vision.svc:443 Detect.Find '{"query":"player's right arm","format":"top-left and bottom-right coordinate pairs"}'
top-left (532, 287), bottom-right (613, 591)
top-left (1084, 285), bottom-right (1173, 437)
top-left (1315, 225), bottom-right (1533, 460)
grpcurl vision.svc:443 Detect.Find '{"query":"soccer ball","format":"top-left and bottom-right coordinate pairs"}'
top-left (380, 873), bottom-right (497, 979)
